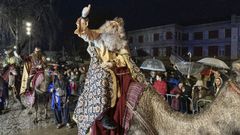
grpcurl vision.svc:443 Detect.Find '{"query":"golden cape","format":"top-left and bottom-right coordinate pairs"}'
top-left (20, 63), bottom-right (31, 94)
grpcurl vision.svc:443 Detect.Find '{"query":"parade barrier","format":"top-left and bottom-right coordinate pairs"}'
top-left (166, 94), bottom-right (212, 114)
top-left (196, 99), bottom-right (212, 113)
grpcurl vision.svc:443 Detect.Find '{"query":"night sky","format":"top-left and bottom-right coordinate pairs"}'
top-left (57, 0), bottom-right (240, 52)
top-left (59, 0), bottom-right (240, 31)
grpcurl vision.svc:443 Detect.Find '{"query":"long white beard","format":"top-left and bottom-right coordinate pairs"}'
top-left (100, 33), bottom-right (127, 51)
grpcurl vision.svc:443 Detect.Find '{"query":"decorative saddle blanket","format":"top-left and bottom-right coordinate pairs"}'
top-left (123, 81), bottom-right (145, 134)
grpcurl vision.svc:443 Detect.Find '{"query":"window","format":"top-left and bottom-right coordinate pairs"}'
top-left (208, 46), bottom-right (218, 57)
top-left (166, 32), bottom-right (173, 40)
top-left (225, 29), bottom-right (231, 38)
top-left (153, 33), bottom-right (159, 41)
top-left (194, 32), bottom-right (203, 40)
top-left (138, 35), bottom-right (143, 43)
top-left (158, 48), bottom-right (167, 57)
top-left (137, 49), bottom-right (148, 56)
top-left (152, 47), bottom-right (159, 57)
top-left (129, 36), bottom-right (133, 44)
top-left (182, 47), bottom-right (189, 57)
top-left (166, 47), bottom-right (172, 56)
top-left (174, 46), bottom-right (178, 54)
top-left (219, 48), bottom-right (224, 57)
top-left (225, 45), bottom-right (231, 57)
top-left (193, 47), bottom-right (202, 56)
top-left (182, 33), bottom-right (189, 41)
top-left (208, 30), bottom-right (219, 39)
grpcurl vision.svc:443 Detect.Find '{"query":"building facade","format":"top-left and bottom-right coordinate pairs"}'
top-left (127, 15), bottom-right (240, 60)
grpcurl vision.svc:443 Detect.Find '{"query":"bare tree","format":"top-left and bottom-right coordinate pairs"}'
top-left (0, 0), bottom-right (62, 53)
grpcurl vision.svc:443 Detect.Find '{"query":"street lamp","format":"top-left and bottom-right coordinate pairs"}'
top-left (26, 22), bottom-right (32, 27)
top-left (26, 22), bottom-right (32, 54)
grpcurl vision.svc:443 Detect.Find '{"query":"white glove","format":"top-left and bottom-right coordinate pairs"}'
top-left (37, 65), bottom-right (42, 69)
top-left (82, 4), bottom-right (91, 18)
top-left (50, 88), bottom-right (54, 93)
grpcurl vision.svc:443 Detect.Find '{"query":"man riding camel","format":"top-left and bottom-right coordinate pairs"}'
top-left (27, 47), bottom-right (46, 91)
top-left (2, 48), bottom-right (25, 109)
top-left (73, 4), bottom-right (146, 135)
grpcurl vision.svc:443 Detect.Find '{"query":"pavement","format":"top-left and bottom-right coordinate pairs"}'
top-left (0, 95), bottom-right (79, 135)
top-left (18, 125), bottom-right (78, 135)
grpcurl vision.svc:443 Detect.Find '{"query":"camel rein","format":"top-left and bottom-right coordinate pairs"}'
top-left (126, 102), bottom-right (158, 135)
top-left (228, 80), bottom-right (240, 95)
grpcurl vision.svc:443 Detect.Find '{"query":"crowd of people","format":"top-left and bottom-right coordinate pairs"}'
top-left (0, 45), bottom-right (231, 131)
top-left (149, 67), bottom-right (226, 114)
top-left (0, 46), bottom-right (87, 129)
top-left (47, 63), bottom-right (87, 128)
top-left (0, 4), bottom-right (237, 135)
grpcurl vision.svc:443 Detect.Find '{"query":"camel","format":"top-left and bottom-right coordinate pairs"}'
top-left (21, 59), bottom-right (51, 123)
top-left (128, 79), bottom-right (240, 135)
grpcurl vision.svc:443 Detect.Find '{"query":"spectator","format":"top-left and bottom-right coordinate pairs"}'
top-left (149, 71), bottom-right (156, 85)
top-left (167, 72), bottom-right (179, 93)
top-left (69, 71), bottom-right (77, 95)
top-left (153, 73), bottom-right (167, 98)
top-left (191, 80), bottom-right (208, 111)
top-left (181, 81), bottom-right (192, 113)
top-left (170, 82), bottom-right (184, 111)
top-left (210, 77), bottom-right (223, 97)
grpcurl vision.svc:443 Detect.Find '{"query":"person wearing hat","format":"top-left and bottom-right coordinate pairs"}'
top-left (191, 80), bottom-right (208, 111)
top-left (209, 77), bottom-right (223, 97)
top-left (2, 48), bottom-right (24, 109)
top-left (73, 4), bottom-right (147, 135)
top-left (27, 47), bottom-right (46, 90)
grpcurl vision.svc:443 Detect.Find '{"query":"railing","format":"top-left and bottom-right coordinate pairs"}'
top-left (166, 94), bottom-right (195, 114)
top-left (166, 94), bottom-right (212, 114)
top-left (196, 99), bottom-right (212, 113)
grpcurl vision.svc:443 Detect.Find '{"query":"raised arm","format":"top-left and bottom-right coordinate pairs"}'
top-left (74, 4), bottom-right (100, 42)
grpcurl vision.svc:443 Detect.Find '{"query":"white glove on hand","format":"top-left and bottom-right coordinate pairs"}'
top-left (82, 4), bottom-right (91, 18)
